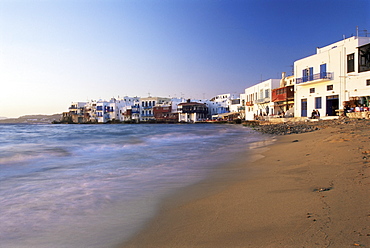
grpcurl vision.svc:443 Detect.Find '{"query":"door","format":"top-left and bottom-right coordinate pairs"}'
top-left (309, 67), bottom-right (314, 81)
top-left (301, 99), bottom-right (307, 117)
top-left (326, 95), bottom-right (339, 116)
top-left (320, 64), bottom-right (327, 78)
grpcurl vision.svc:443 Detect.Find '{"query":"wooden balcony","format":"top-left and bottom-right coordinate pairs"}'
top-left (272, 85), bottom-right (294, 102)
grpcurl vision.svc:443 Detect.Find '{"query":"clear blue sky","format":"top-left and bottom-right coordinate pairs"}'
top-left (0, 0), bottom-right (369, 117)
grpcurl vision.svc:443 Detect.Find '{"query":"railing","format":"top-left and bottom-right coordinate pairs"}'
top-left (69, 107), bottom-right (84, 110)
top-left (296, 72), bottom-right (333, 84)
top-left (254, 97), bottom-right (270, 104)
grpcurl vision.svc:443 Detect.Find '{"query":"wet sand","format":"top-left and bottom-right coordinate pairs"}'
top-left (120, 120), bottom-right (370, 247)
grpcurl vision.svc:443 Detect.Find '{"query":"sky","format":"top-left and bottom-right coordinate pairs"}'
top-left (0, 0), bottom-right (369, 118)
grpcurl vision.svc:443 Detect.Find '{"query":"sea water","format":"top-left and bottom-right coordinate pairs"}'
top-left (0, 124), bottom-right (270, 248)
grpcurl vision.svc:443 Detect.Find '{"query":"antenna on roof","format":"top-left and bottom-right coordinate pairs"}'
top-left (364, 29), bottom-right (369, 37)
top-left (356, 26), bottom-right (370, 37)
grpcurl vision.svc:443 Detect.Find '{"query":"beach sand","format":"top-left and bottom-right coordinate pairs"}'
top-left (120, 120), bottom-right (370, 247)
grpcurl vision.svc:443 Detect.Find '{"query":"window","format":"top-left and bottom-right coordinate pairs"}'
top-left (367, 79), bottom-right (370, 86)
top-left (327, 85), bottom-right (333, 91)
top-left (264, 89), bottom-right (269, 98)
top-left (315, 97), bottom-right (322, 109)
top-left (347, 53), bottom-right (355, 73)
top-left (310, 88), bottom-right (315, 93)
top-left (359, 43), bottom-right (370, 73)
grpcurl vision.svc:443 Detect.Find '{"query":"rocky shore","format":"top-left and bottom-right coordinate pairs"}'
top-left (245, 118), bottom-right (370, 135)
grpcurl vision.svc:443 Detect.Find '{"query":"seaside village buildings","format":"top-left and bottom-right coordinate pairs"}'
top-left (244, 33), bottom-right (370, 120)
top-left (62, 94), bottom-right (242, 124)
top-left (63, 32), bottom-right (370, 123)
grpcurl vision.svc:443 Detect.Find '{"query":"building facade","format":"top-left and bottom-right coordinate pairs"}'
top-left (294, 36), bottom-right (370, 117)
top-left (178, 100), bottom-right (208, 122)
top-left (244, 79), bottom-right (280, 120)
top-left (139, 97), bottom-right (171, 122)
top-left (271, 73), bottom-right (295, 117)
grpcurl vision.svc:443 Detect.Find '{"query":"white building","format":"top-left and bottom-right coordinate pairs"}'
top-left (294, 35), bottom-right (370, 117)
top-left (178, 100), bottom-right (208, 122)
top-left (229, 96), bottom-right (243, 113)
top-left (169, 98), bottom-right (185, 113)
top-left (69, 102), bottom-right (87, 115)
top-left (139, 97), bottom-right (171, 122)
top-left (208, 93), bottom-right (243, 119)
top-left (116, 96), bottom-right (140, 122)
top-left (211, 94), bottom-right (239, 113)
top-left (95, 99), bottom-right (112, 123)
top-left (244, 79), bottom-right (280, 120)
top-left (84, 100), bottom-right (97, 122)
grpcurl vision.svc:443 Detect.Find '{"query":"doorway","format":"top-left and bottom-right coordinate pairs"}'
top-left (326, 95), bottom-right (339, 116)
top-left (301, 99), bottom-right (307, 117)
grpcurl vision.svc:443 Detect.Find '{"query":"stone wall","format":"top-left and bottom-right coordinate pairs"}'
top-left (347, 112), bottom-right (370, 119)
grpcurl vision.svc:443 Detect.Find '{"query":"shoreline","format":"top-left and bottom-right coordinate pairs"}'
top-left (120, 119), bottom-right (370, 247)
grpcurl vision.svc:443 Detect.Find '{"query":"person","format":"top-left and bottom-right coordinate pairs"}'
top-left (315, 109), bottom-right (320, 118)
top-left (311, 109), bottom-right (316, 119)
top-left (363, 104), bottom-right (368, 112)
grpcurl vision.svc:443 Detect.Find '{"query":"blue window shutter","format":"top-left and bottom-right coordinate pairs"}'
top-left (302, 69), bottom-right (307, 82)
top-left (309, 67), bottom-right (314, 81)
top-left (320, 64), bottom-right (327, 78)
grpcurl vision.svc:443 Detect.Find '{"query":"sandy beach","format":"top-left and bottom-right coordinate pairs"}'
top-left (120, 119), bottom-right (370, 248)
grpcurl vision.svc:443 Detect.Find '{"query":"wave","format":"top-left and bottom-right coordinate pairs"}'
top-left (0, 145), bottom-right (72, 170)
top-left (0, 124), bottom-right (271, 248)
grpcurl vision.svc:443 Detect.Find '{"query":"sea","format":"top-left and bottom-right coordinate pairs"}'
top-left (0, 123), bottom-right (271, 248)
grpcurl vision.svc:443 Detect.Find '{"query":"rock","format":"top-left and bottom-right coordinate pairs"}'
top-left (313, 187), bottom-right (333, 192)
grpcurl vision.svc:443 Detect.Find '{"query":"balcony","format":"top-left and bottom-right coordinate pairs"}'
top-left (271, 85), bottom-right (294, 102)
top-left (69, 107), bottom-right (83, 110)
top-left (296, 72), bottom-right (333, 84)
top-left (254, 97), bottom-right (270, 104)
top-left (246, 101), bottom-right (254, 106)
